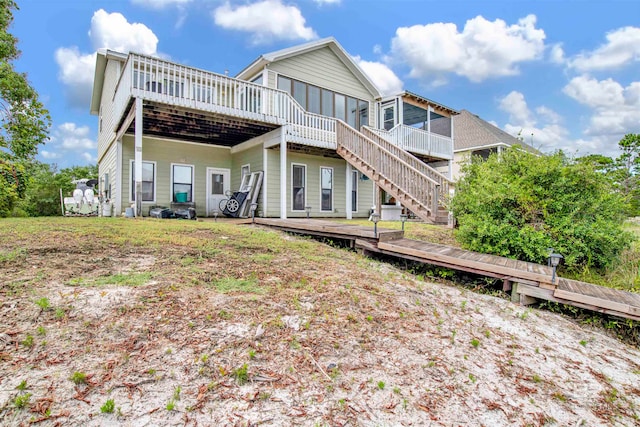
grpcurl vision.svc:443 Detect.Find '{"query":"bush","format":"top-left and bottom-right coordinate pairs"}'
top-left (450, 148), bottom-right (633, 272)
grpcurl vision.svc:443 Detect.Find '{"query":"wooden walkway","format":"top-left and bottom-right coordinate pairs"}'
top-left (254, 218), bottom-right (640, 322)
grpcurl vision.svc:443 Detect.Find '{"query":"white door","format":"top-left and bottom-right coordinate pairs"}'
top-left (206, 168), bottom-right (230, 216)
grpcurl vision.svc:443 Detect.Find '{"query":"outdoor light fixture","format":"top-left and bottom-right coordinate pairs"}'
top-left (400, 214), bottom-right (408, 231)
top-left (250, 203), bottom-right (258, 224)
top-left (305, 205), bottom-right (312, 219)
top-left (213, 210), bottom-right (219, 222)
top-left (548, 252), bottom-right (563, 284)
top-left (371, 212), bottom-right (380, 238)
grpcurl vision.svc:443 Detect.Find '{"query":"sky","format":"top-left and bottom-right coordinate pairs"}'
top-left (11, 0), bottom-right (640, 168)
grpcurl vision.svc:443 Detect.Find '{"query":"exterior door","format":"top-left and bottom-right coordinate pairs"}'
top-left (381, 103), bottom-right (396, 130)
top-left (206, 168), bottom-right (230, 216)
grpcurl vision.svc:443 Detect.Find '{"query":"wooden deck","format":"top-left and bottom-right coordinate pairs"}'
top-left (254, 219), bottom-right (640, 322)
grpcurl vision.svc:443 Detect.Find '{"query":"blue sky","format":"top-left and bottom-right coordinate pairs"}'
top-left (12, 0), bottom-right (640, 168)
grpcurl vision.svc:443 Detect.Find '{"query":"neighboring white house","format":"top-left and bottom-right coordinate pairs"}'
top-left (90, 37), bottom-right (456, 223)
top-left (450, 109), bottom-right (538, 181)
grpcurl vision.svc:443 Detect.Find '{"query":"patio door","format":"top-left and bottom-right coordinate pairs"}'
top-left (206, 168), bottom-right (230, 217)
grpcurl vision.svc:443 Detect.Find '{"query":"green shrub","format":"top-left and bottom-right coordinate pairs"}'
top-left (451, 148), bottom-right (633, 272)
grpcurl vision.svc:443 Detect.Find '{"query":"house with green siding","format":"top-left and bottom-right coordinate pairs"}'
top-left (91, 37), bottom-right (456, 222)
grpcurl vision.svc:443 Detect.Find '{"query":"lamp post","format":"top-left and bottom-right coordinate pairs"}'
top-left (250, 203), bottom-right (258, 224)
top-left (548, 253), bottom-right (563, 284)
top-left (370, 212), bottom-right (380, 238)
top-left (305, 205), bottom-right (312, 220)
top-left (400, 214), bottom-right (408, 231)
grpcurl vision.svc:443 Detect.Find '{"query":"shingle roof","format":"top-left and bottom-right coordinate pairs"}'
top-left (453, 109), bottom-right (538, 153)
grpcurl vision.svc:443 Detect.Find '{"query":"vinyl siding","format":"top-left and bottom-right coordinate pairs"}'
top-left (265, 149), bottom-right (373, 218)
top-left (97, 59), bottom-right (123, 161)
top-left (98, 141), bottom-right (118, 215)
top-left (121, 136), bottom-right (232, 216)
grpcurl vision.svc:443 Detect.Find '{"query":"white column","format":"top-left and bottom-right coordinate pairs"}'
top-left (346, 163), bottom-right (353, 220)
top-left (280, 126), bottom-right (287, 219)
top-left (134, 97), bottom-right (143, 217)
top-left (115, 138), bottom-right (122, 216)
top-left (448, 159), bottom-right (453, 180)
top-left (262, 147), bottom-right (268, 217)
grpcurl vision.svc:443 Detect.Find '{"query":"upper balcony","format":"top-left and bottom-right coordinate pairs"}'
top-left (112, 53), bottom-right (336, 149)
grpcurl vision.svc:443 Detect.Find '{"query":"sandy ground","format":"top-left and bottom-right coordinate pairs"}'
top-left (1, 223), bottom-right (639, 426)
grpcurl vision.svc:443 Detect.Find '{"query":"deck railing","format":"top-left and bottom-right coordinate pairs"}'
top-left (362, 126), bottom-right (451, 199)
top-left (367, 124), bottom-right (453, 160)
top-left (113, 53), bottom-right (336, 149)
top-left (337, 121), bottom-right (439, 217)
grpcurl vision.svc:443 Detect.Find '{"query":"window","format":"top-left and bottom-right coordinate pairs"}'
top-left (278, 76), bottom-right (291, 95)
top-left (321, 89), bottom-right (334, 117)
top-left (308, 85), bottom-right (321, 114)
top-left (358, 101), bottom-right (369, 128)
top-left (383, 104), bottom-right (395, 130)
top-left (293, 80), bottom-right (307, 107)
top-left (172, 164), bottom-right (194, 203)
top-left (292, 164), bottom-right (306, 211)
top-left (347, 97), bottom-right (357, 128)
top-left (320, 167), bottom-right (333, 211)
top-left (334, 94), bottom-right (345, 121)
top-left (351, 170), bottom-right (358, 212)
top-left (130, 161), bottom-right (155, 202)
top-left (241, 164), bottom-right (251, 183)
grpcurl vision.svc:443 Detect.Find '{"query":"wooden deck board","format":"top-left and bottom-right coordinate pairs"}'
top-left (255, 219), bottom-right (640, 322)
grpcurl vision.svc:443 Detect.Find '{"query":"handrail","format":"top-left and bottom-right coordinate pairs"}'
top-left (368, 124), bottom-right (453, 160)
top-left (337, 121), bottom-right (439, 217)
top-left (362, 126), bottom-right (451, 197)
top-left (113, 53), bottom-right (337, 148)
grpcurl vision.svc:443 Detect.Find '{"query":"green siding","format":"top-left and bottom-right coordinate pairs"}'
top-left (265, 149), bottom-right (373, 218)
top-left (121, 136), bottom-right (231, 216)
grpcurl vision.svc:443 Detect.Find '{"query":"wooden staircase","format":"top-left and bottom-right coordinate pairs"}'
top-left (336, 121), bottom-right (448, 224)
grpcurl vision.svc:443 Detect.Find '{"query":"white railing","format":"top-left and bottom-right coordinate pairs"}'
top-left (337, 121), bottom-right (439, 219)
top-left (368, 124), bottom-right (453, 160)
top-left (112, 53), bottom-right (336, 148)
top-left (362, 126), bottom-right (451, 198)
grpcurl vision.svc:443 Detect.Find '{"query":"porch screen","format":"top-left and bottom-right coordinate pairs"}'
top-left (173, 165), bottom-right (193, 203)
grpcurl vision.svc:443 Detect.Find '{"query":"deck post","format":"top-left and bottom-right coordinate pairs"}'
top-left (134, 97), bottom-right (143, 217)
top-left (346, 163), bottom-right (353, 219)
top-left (280, 126), bottom-right (287, 219)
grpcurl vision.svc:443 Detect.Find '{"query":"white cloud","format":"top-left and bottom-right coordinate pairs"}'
top-left (353, 56), bottom-right (403, 96)
top-left (569, 26), bottom-right (640, 72)
top-left (550, 43), bottom-right (565, 64)
top-left (313, 0), bottom-right (341, 4)
top-left (55, 9), bottom-right (159, 109)
top-left (499, 91), bottom-right (570, 153)
top-left (41, 123), bottom-right (97, 165)
top-left (131, 0), bottom-right (192, 9)
top-left (563, 75), bottom-right (625, 108)
top-left (213, 0), bottom-right (317, 45)
top-left (389, 14), bottom-right (546, 84)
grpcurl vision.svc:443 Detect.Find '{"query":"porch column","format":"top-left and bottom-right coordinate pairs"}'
top-left (134, 97), bottom-right (143, 217)
top-left (346, 163), bottom-right (353, 220)
top-left (115, 138), bottom-right (122, 216)
top-left (280, 126), bottom-right (287, 219)
top-left (427, 106), bottom-right (432, 153)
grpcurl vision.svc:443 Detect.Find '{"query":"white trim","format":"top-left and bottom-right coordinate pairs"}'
top-left (134, 97), bottom-right (143, 216)
top-left (240, 163), bottom-right (251, 182)
top-left (263, 147), bottom-right (268, 217)
top-left (170, 163), bottom-right (195, 203)
top-left (280, 127), bottom-right (287, 218)
top-left (291, 162), bottom-right (307, 212)
top-left (454, 142), bottom-right (510, 153)
top-left (205, 167), bottom-right (231, 217)
top-left (319, 166), bottom-right (334, 212)
top-left (128, 159), bottom-right (157, 204)
top-left (115, 138), bottom-right (122, 215)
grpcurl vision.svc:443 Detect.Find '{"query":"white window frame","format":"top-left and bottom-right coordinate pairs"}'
top-left (241, 164), bottom-right (251, 182)
top-left (129, 160), bottom-right (157, 203)
top-left (351, 170), bottom-right (358, 213)
top-left (170, 163), bottom-right (195, 203)
top-left (291, 163), bottom-right (307, 212)
top-left (320, 166), bottom-right (334, 212)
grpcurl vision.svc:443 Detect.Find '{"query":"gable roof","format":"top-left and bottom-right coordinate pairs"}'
top-left (453, 109), bottom-right (538, 153)
top-left (236, 37), bottom-right (381, 99)
top-left (90, 48), bottom-right (128, 115)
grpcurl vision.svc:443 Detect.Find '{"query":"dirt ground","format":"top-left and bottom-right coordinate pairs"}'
top-left (1, 218), bottom-right (639, 426)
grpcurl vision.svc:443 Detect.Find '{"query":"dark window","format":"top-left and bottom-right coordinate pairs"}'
top-left (351, 170), bottom-right (358, 212)
top-left (131, 161), bottom-right (155, 202)
top-left (321, 167), bottom-right (333, 211)
top-left (292, 164), bottom-right (305, 211)
top-left (173, 165), bottom-right (193, 203)
top-left (347, 97), bottom-right (357, 128)
top-left (308, 85), bottom-right (321, 114)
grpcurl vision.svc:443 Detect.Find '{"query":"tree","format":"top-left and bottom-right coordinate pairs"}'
top-left (0, 0), bottom-right (51, 216)
top-left (450, 147), bottom-right (633, 272)
top-left (16, 163), bottom-right (97, 216)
